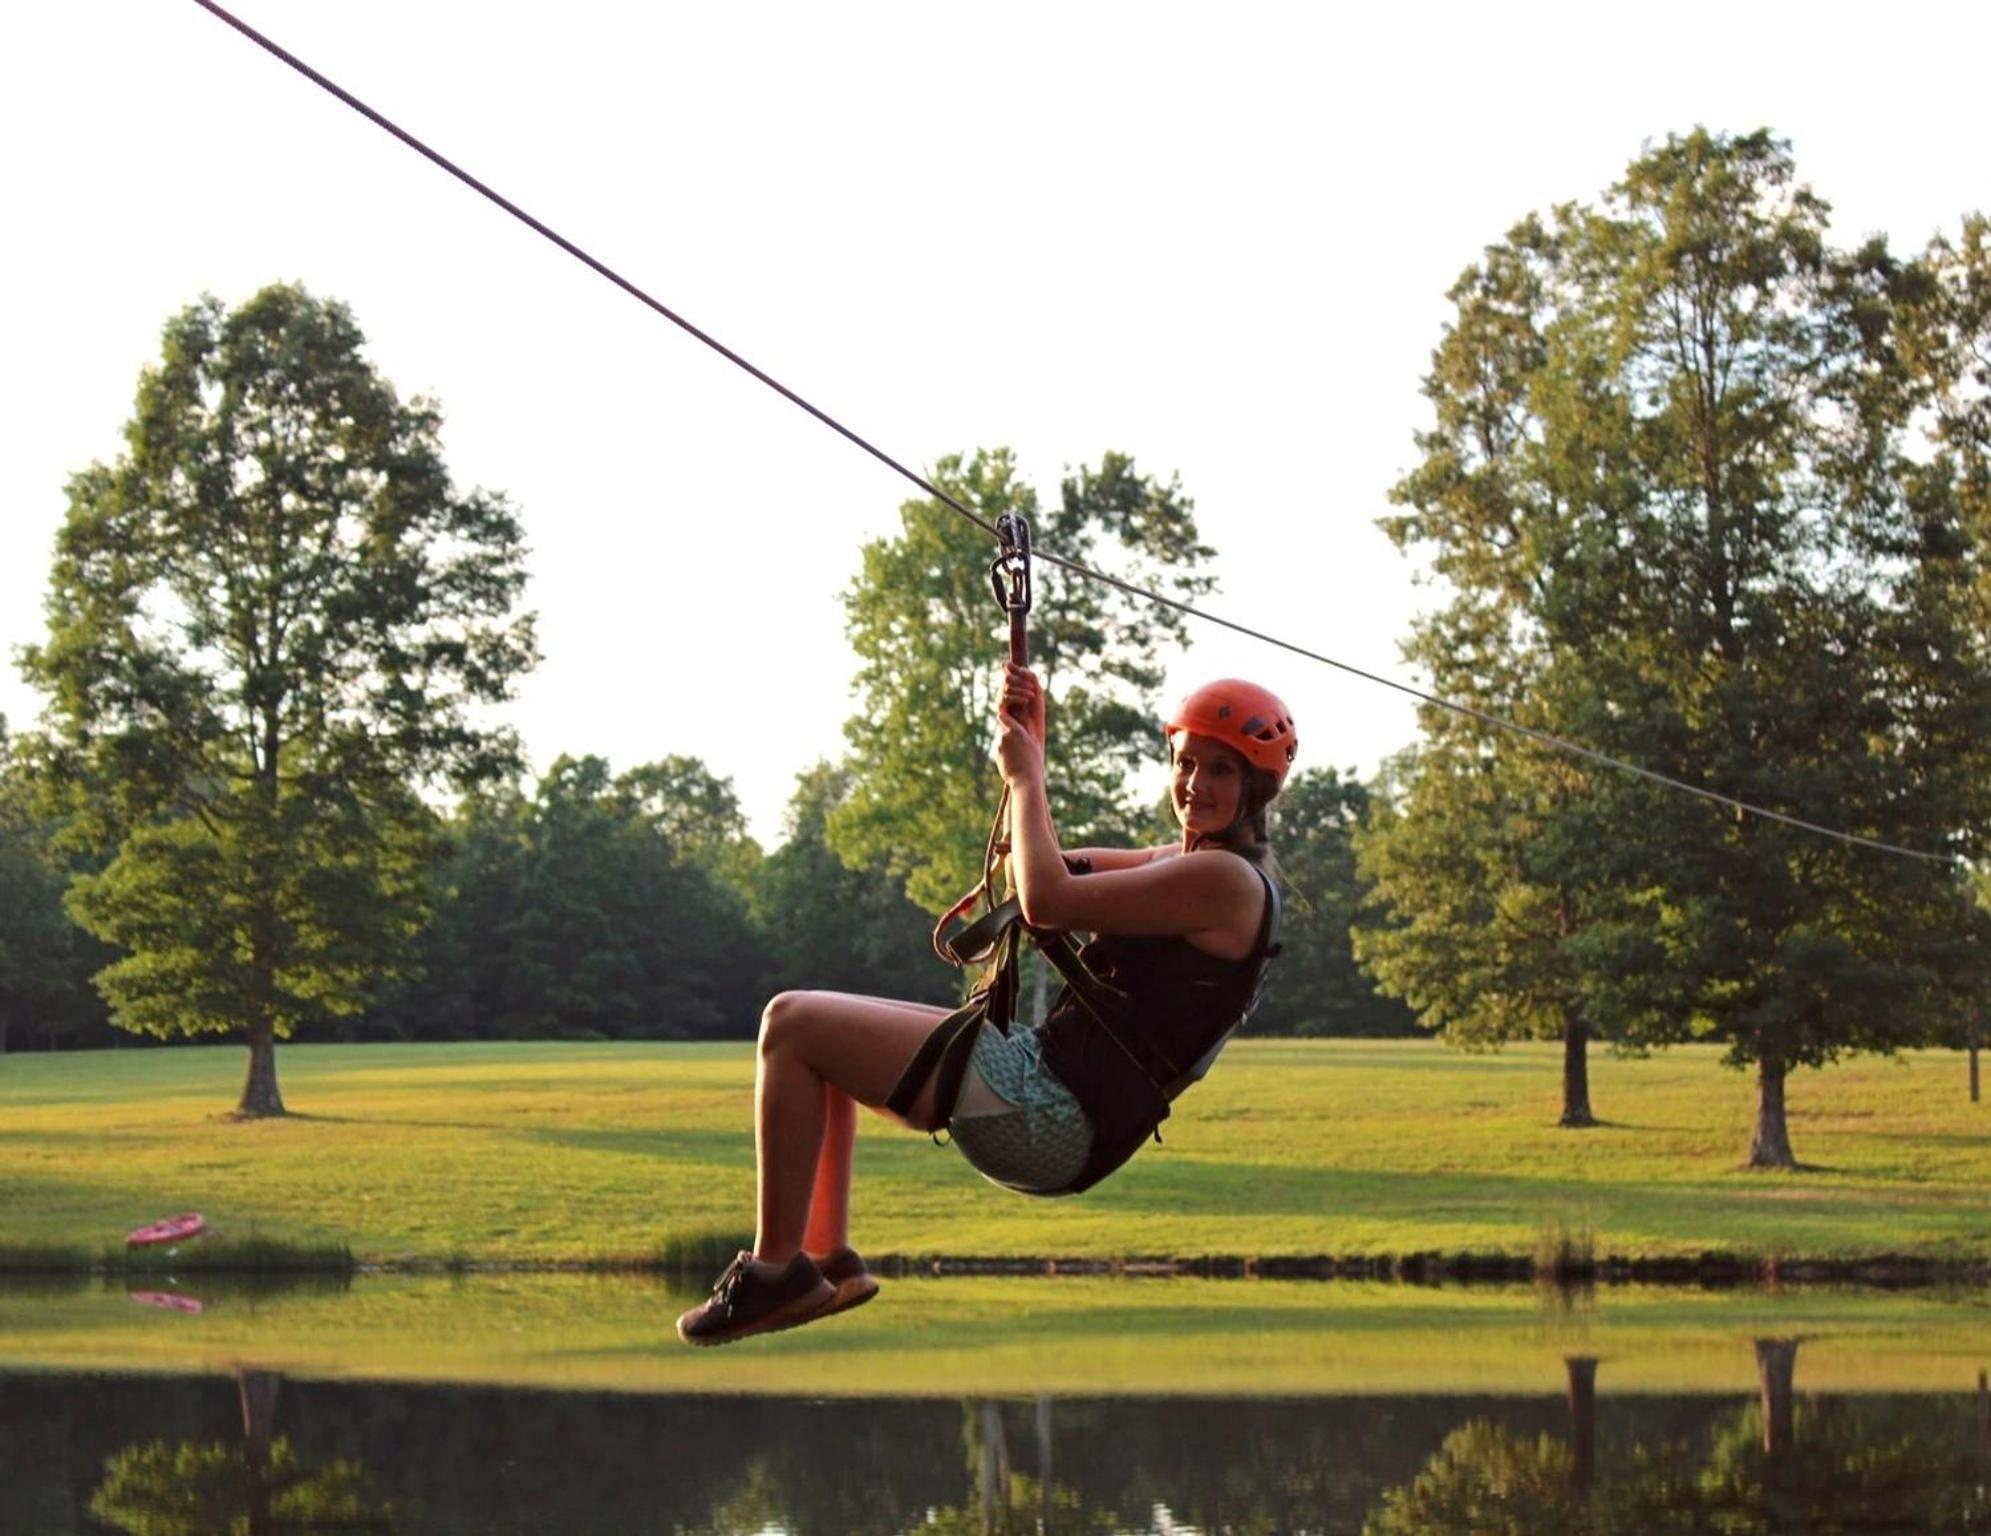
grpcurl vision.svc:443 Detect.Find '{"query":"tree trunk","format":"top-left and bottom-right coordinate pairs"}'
top-left (0, 1010), bottom-right (8, 1056)
top-left (1755, 1337), bottom-right (1799, 1458)
top-left (1559, 1010), bottom-right (1596, 1127)
top-left (1978, 1368), bottom-right (1988, 1467)
top-left (1035, 1395), bottom-right (1054, 1535)
top-left (1971, 1023), bottom-right (1981, 1105)
top-left (977, 1400), bottom-right (1010, 1535)
top-left (238, 1370), bottom-right (280, 1536)
top-left (1747, 1054), bottom-right (1797, 1169)
top-left (237, 873), bottom-right (287, 1115)
top-left (1565, 1356), bottom-right (1598, 1495)
top-left (237, 1018), bottom-right (286, 1118)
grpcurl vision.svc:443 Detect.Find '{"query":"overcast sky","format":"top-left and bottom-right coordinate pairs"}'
top-left (3, 1), bottom-right (1985, 844)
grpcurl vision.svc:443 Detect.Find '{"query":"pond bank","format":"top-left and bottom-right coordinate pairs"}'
top-left (5, 1239), bottom-right (1988, 1289)
top-left (4, 1269), bottom-right (1988, 1398)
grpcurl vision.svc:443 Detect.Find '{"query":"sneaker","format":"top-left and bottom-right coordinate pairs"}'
top-left (675, 1252), bottom-right (835, 1347)
top-left (816, 1245), bottom-right (880, 1315)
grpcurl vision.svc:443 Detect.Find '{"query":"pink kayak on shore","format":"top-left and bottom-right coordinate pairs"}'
top-left (125, 1213), bottom-right (206, 1247)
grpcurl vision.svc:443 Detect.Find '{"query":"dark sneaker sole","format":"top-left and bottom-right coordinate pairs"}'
top-left (676, 1283), bottom-right (835, 1348)
top-left (825, 1275), bottom-right (880, 1316)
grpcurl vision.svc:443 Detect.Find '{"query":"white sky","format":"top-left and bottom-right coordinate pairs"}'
top-left (3, 1), bottom-right (1985, 846)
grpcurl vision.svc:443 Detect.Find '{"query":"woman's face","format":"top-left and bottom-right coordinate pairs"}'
top-left (1170, 731), bottom-right (1249, 839)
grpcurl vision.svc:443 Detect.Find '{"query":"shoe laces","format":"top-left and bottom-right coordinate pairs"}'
top-left (709, 1253), bottom-right (754, 1318)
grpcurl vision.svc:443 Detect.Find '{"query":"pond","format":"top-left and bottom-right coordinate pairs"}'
top-left (4, 1272), bottom-right (1989, 1532)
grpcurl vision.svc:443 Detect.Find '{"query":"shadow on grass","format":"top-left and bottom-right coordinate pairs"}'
top-left (1735, 1160), bottom-right (1838, 1175)
top-left (1080, 1157), bottom-right (1938, 1253)
top-left (525, 1125), bottom-right (750, 1166)
top-left (279, 1111), bottom-right (518, 1134)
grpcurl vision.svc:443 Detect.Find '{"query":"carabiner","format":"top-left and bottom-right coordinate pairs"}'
top-left (989, 512), bottom-right (1032, 617)
top-left (989, 512), bottom-right (1032, 667)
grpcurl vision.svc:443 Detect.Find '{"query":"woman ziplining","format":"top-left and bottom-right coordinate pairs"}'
top-left (175, 9), bottom-right (1972, 1327)
top-left (676, 520), bottom-right (1297, 1345)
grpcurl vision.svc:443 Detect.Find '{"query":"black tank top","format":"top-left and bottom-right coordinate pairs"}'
top-left (1034, 867), bottom-right (1275, 1157)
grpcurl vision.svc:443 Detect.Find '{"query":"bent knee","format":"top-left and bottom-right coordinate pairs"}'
top-left (758, 991), bottom-right (817, 1057)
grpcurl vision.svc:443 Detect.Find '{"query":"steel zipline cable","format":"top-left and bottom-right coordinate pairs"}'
top-left (188, 0), bottom-right (1961, 869)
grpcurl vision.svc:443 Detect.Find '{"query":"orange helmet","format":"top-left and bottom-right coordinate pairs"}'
top-left (1166, 679), bottom-right (1298, 789)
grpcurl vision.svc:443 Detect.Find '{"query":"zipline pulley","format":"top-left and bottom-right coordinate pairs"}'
top-left (933, 513), bottom-right (1035, 967)
top-left (989, 512), bottom-right (1032, 667)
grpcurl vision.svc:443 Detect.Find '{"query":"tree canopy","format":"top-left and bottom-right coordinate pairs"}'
top-left (828, 447), bottom-right (1215, 912)
top-left (1366, 129), bottom-right (1991, 1163)
top-left (21, 284), bottom-right (536, 1112)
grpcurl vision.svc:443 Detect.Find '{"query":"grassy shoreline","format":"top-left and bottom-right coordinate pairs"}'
top-left (4, 1242), bottom-right (1989, 1289)
top-left (6, 1271), bottom-right (1988, 1397)
top-left (4, 1038), bottom-right (1989, 1274)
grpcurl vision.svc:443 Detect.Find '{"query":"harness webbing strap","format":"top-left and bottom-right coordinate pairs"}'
top-left (938, 893), bottom-right (1181, 1092)
top-left (888, 923), bottom-right (1025, 1130)
top-left (883, 997), bottom-right (984, 1132)
top-left (1031, 930), bottom-right (1184, 1088)
top-left (939, 895), bottom-right (1022, 968)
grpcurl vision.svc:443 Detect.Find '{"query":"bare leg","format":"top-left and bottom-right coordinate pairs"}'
top-left (754, 991), bottom-right (951, 1264)
top-left (802, 1084), bottom-right (856, 1259)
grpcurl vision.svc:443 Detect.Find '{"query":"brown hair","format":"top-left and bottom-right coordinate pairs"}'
top-left (1189, 765), bottom-right (1283, 882)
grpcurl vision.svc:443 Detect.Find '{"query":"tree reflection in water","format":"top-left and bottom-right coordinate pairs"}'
top-left (88, 1369), bottom-right (395, 1535)
top-left (1366, 1341), bottom-right (1991, 1536)
top-left (1364, 1360), bottom-right (1601, 1536)
top-left (10, 1349), bottom-right (1990, 1533)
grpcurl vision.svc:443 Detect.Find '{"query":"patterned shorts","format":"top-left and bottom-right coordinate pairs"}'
top-left (948, 1023), bottom-right (1094, 1195)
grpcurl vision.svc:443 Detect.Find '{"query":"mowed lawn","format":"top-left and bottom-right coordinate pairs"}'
top-left (2, 1038), bottom-right (1988, 1265)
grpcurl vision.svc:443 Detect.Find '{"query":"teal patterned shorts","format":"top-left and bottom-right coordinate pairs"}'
top-left (948, 1023), bottom-right (1094, 1195)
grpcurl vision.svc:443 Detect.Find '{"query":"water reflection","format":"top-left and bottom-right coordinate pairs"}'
top-left (4, 1341), bottom-right (1989, 1533)
top-left (87, 1369), bottom-right (395, 1535)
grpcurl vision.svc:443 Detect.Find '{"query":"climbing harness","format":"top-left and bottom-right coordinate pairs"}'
top-left (887, 515), bottom-right (1282, 1195)
top-left (889, 860), bottom-right (1282, 1196)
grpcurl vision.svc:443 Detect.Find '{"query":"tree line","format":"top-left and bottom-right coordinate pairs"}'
top-left (5, 129), bottom-right (1988, 1169)
top-left (0, 724), bottom-right (1401, 1055)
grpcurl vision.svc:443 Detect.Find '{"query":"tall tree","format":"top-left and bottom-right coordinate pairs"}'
top-left (1378, 131), bottom-right (1991, 1165)
top-left (22, 285), bottom-right (536, 1113)
top-left (829, 447), bottom-right (1215, 912)
top-left (1356, 211), bottom-right (1660, 1125)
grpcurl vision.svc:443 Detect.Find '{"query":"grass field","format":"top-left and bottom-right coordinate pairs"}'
top-left (5, 1272), bottom-right (1988, 1396)
top-left (2, 1038), bottom-right (1988, 1267)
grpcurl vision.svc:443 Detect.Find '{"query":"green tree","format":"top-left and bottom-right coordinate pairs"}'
top-left (751, 762), bottom-right (957, 1003)
top-left (1356, 735), bottom-right (1624, 1125)
top-left (1354, 206), bottom-right (1638, 1125)
top-left (829, 447), bottom-right (1216, 912)
top-left (22, 285), bottom-right (535, 1112)
top-left (1252, 766), bottom-right (1418, 1037)
top-left (367, 755), bottom-right (767, 1040)
top-left (1378, 130), bottom-right (1991, 1165)
top-left (0, 719), bottom-right (114, 1052)
top-left (612, 753), bottom-right (763, 897)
